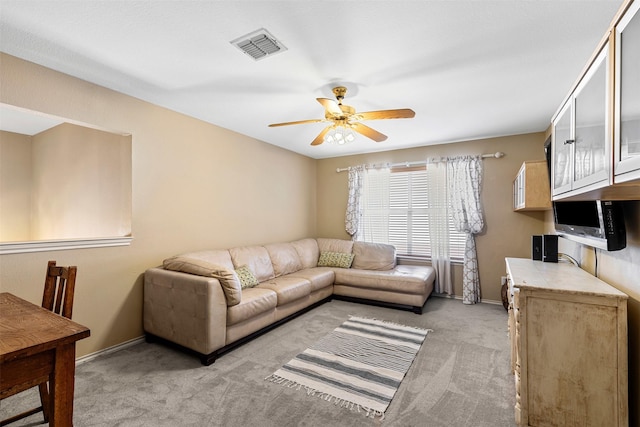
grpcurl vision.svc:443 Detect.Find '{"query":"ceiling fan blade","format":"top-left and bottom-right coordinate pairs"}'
top-left (316, 98), bottom-right (343, 116)
top-left (357, 108), bottom-right (415, 121)
top-left (268, 119), bottom-right (324, 127)
top-left (352, 122), bottom-right (388, 142)
top-left (310, 126), bottom-right (332, 146)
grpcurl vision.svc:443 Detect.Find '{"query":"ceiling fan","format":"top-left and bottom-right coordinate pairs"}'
top-left (268, 86), bottom-right (415, 146)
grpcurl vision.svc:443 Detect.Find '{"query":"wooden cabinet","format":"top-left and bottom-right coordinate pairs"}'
top-left (550, 0), bottom-right (640, 201)
top-left (513, 161), bottom-right (551, 211)
top-left (506, 258), bottom-right (628, 427)
top-left (614, 0), bottom-right (640, 183)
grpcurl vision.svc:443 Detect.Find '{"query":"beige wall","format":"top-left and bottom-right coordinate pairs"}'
top-left (0, 53), bottom-right (318, 357)
top-left (30, 123), bottom-right (132, 240)
top-left (317, 133), bottom-right (548, 302)
top-left (0, 130), bottom-right (32, 241)
top-left (544, 203), bottom-right (640, 424)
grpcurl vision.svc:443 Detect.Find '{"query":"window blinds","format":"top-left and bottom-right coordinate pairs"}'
top-left (359, 167), bottom-right (466, 260)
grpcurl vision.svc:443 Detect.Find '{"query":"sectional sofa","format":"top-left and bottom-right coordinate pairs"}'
top-left (143, 238), bottom-right (436, 365)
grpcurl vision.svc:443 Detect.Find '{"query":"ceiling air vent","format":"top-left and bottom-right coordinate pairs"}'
top-left (230, 28), bottom-right (287, 61)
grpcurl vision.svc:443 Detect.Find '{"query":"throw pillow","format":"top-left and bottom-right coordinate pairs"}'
top-left (210, 269), bottom-right (243, 305)
top-left (163, 256), bottom-right (241, 306)
top-left (235, 265), bottom-right (259, 289)
top-left (317, 251), bottom-right (355, 268)
top-left (352, 241), bottom-right (397, 271)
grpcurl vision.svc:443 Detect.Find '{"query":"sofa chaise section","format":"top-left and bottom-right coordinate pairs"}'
top-left (333, 265), bottom-right (436, 313)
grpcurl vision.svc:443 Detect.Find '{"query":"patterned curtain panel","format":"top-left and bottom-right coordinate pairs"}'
top-left (425, 162), bottom-right (452, 295)
top-left (446, 156), bottom-right (484, 304)
top-left (345, 165), bottom-right (365, 238)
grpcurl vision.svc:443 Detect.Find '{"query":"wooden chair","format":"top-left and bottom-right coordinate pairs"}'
top-left (0, 261), bottom-right (77, 426)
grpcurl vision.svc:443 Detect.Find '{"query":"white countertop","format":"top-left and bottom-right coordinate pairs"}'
top-left (505, 257), bottom-right (628, 299)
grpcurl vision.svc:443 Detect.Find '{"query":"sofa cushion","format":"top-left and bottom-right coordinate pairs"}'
top-left (162, 256), bottom-right (241, 306)
top-left (258, 276), bottom-right (312, 305)
top-left (235, 265), bottom-right (259, 289)
top-left (352, 241), bottom-right (397, 271)
top-left (317, 238), bottom-right (354, 254)
top-left (318, 251), bottom-right (355, 268)
top-left (178, 249), bottom-right (234, 271)
top-left (226, 287), bottom-right (277, 326)
top-left (229, 245), bottom-right (275, 282)
top-left (288, 267), bottom-right (335, 292)
top-left (334, 265), bottom-right (436, 295)
top-left (291, 238), bottom-right (319, 269)
top-left (265, 243), bottom-right (303, 277)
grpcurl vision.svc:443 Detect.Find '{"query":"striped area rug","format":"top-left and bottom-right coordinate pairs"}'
top-left (265, 316), bottom-right (431, 419)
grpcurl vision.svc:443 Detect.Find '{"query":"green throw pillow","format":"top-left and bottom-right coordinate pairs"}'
top-left (317, 251), bottom-right (355, 268)
top-left (235, 265), bottom-right (259, 289)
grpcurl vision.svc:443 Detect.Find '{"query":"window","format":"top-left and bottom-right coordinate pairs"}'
top-left (358, 166), bottom-right (466, 261)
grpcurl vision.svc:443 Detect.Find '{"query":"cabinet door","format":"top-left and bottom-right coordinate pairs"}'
top-left (552, 99), bottom-right (573, 195)
top-left (513, 174), bottom-right (520, 209)
top-left (572, 44), bottom-right (610, 190)
top-left (513, 166), bottom-right (524, 209)
top-left (615, 0), bottom-right (640, 182)
top-left (526, 295), bottom-right (620, 426)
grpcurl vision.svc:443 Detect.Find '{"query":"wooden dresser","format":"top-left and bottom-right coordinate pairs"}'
top-left (505, 258), bottom-right (628, 427)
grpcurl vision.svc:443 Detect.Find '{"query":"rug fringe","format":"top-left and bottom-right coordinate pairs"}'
top-left (265, 374), bottom-right (385, 420)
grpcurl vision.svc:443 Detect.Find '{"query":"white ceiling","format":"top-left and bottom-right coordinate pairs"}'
top-left (0, 104), bottom-right (63, 135)
top-left (0, 0), bottom-right (623, 159)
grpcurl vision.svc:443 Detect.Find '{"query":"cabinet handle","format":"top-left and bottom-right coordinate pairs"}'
top-left (564, 139), bottom-right (575, 145)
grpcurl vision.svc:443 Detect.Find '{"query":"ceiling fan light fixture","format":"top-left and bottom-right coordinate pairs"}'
top-left (269, 85), bottom-right (414, 146)
top-left (324, 125), bottom-right (356, 145)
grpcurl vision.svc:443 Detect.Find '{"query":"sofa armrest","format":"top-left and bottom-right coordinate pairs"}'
top-left (144, 267), bottom-right (227, 355)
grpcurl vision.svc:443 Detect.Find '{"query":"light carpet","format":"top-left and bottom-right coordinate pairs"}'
top-left (0, 298), bottom-right (516, 426)
top-left (265, 316), bottom-right (431, 419)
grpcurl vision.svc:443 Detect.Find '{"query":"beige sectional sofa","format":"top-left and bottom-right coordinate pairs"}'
top-left (143, 238), bottom-right (435, 365)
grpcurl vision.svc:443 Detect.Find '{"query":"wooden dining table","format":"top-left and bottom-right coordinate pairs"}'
top-left (0, 292), bottom-right (90, 426)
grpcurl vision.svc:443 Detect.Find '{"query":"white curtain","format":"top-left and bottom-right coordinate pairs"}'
top-left (425, 162), bottom-right (453, 295)
top-left (345, 165), bottom-right (365, 238)
top-left (447, 156), bottom-right (484, 304)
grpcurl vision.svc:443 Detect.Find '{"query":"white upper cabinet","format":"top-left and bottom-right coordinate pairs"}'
top-left (550, 0), bottom-right (640, 201)
top-left (614, 0), bottom-right (640, 182)
top-left (552, 45), bottom-right (610, 197)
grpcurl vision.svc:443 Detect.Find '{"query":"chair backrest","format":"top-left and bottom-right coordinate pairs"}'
top-left (41, 260), bottom-right (77, 319)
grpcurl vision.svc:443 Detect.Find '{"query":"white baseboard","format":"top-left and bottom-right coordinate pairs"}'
top-left (76, 336), bottom-right (145, 366)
